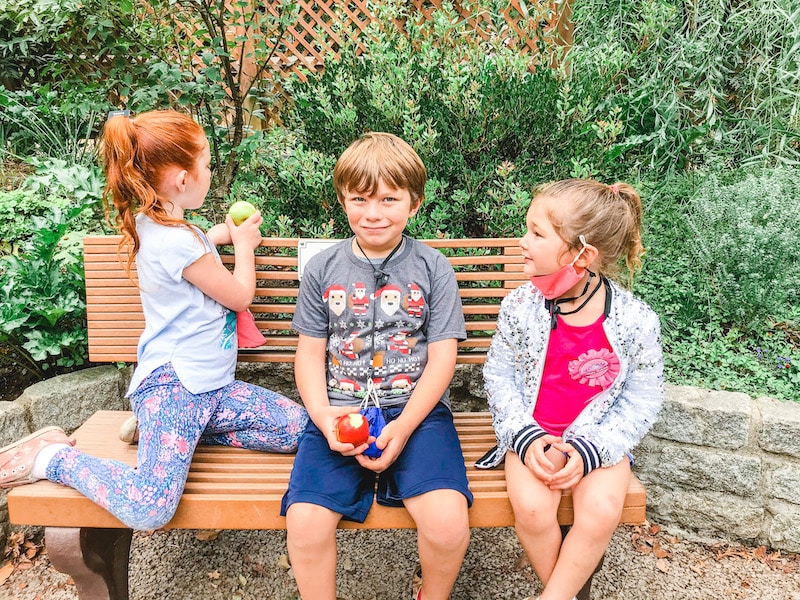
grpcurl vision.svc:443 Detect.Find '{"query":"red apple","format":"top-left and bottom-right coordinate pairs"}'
top-left (335, 413), bottom-right (370, 446)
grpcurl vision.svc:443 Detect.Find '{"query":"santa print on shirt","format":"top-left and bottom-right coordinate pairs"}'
top-left (321, 280), bottom-right (427, 399)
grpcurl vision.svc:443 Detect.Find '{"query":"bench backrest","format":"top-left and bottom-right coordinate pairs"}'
top-left (84, 236), bottom-right (526, 364)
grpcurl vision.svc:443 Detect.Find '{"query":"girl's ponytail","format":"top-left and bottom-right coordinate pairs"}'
top-left (611, 182), bottom-right (645, 285)
top-left (100, 111), bottom-right (205, 275)
top-left (102, 115), bottom-right (148, 270)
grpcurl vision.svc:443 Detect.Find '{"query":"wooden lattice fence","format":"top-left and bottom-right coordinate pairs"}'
top-left (244, 1), bottom-right (573, 125)
top-left (263, 0), bottom-right (573, 79)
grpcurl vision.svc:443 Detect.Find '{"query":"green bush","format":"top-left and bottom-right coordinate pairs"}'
top-left (569, 0), bottom-right (800, 173)
top-left (635, 170), bottom-right (800, 402)
top-left (265, 0), bottom-right (568, 239)
top-left (685, 168), bottom-right (800, 328)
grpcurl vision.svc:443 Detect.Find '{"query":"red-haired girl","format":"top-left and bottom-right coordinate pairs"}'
top-left (0, 110), bottom-right (307, 529)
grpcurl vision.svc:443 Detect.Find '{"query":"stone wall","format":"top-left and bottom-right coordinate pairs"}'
top-left (635, 384), bottom-right (800, 553)
top-left (2, 366), bottom-right (800, 554)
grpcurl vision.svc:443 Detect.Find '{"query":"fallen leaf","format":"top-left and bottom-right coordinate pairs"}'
top-left (195, 530), bottom-right (220, 542)
top-left (277, 554), bottom-right (291, 570)
top-left (208, 570), bottom-right (221, 580)
top-left (0, 562), bottom-right (14, 586)
top-left (653, 541), bottom-right (671, 559)
top-left (690, 561), bottom-right (706, 575)
top-left (238, 574), bottom-right (247, 586)
top-left (649, 524), bottom-right (661, 535)
top-left (656, 558), bottom-right (669, 573)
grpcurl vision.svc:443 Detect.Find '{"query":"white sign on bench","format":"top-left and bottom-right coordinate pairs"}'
top-left (297, 239), bottom-right (339, 280)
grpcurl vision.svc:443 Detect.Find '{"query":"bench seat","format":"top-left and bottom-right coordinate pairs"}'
top-left (8, 410), bottom-right (647, 530)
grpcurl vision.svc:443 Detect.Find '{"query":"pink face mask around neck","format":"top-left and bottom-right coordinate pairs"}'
top-left (529, 236), bottom-right (588, 300)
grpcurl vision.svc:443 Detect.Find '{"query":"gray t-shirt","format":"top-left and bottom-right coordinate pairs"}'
top-left (292, 236), bottom-right (466, 408)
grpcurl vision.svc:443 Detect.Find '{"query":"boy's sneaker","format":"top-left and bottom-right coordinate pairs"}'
top-left (0, 427), bottom-right (73, 488)
top-left (119, 415), bottom-right (139, 444)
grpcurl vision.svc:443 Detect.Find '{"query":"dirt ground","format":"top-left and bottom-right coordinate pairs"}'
top-left (2, 522), bottom-right (800, 600)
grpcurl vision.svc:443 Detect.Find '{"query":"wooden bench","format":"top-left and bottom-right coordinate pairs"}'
top-left (7, 235), bottom-right (647, 600)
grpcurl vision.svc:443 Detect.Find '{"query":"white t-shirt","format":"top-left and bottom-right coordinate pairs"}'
top-left (126, 214), bottom-right (237, 396)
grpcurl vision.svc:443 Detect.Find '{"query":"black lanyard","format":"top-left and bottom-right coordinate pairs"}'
top-left (355, 236), bottom-right (404, 288)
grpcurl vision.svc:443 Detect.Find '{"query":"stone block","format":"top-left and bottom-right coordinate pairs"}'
top-left (0, 398), bottom-right (31, 447)
top-left (651, 445), bottom-right (761, 496)
top-left (234, 362), bottom-right (299, 401)
top-left (767, 462), bottom-right (800, 505)
top-left (757, 396), bottom-right (800, 459)
top-left (21, 366), bottom-right (127, 433)
top-left (768, 508), bottom-right (800, 553)
top-left (650, 385), bottom-right (750, 449)
top-left (668, 490), bottom-right (763, 540)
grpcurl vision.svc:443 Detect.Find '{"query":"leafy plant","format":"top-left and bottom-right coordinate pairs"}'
top-left (685, 168), bottom-right (800, 329)
top-left (0, 203), bottom-right (92, 378)
top-left (0, 160), bottom-right (105, 255)
top-left (568, 0), bottom-right (800, 173)
top-left (133, 0), bottom-right (300, 197)
top-left (0, 86), bottom-right (103, 163)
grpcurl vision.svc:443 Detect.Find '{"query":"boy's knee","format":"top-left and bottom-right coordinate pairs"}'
top-left (415, 502), bottom-right (469, 549)
top-left (286, 503), bottom-right (338, 544)
top-left (419, 518), bottom-right (470, 552)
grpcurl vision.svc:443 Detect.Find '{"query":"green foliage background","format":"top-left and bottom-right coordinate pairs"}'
top-left (0, 0), bottom-right (798, 400)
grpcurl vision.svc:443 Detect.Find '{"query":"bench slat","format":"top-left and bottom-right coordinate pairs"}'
top-left (83, 235), bottom-right (528, 364)
top-left (8, 411), bottom-right (646, 530)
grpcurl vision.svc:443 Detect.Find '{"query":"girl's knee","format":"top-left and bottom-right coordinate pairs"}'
top-left (510, 493), bottom-right (560, 534)
top-left (127, 503), bottom-right (180, 531)
top-left (573, 495), bottom-right (624, 534)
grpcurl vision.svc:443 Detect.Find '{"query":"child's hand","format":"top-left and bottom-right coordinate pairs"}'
top-left (524, 435), bottom-right (567, 482)
top-left (355, 420), bottom-right (409, 473)
top-left (544, 441), bottom-right (585, 490)
top-left (226, 211), bottom-right (263, 250)
top-left (320, 405), bottom-right (374, 457)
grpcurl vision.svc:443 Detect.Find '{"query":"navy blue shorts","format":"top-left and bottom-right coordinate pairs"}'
top-left (280, 404), bottom-right (474, 523)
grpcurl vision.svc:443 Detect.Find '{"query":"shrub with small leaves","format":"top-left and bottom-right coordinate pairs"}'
top-left (685, 168), bottom-right (800, 329)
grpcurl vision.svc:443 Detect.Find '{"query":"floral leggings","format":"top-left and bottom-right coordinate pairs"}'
top-left (46, 363), bottom-right (308, 530)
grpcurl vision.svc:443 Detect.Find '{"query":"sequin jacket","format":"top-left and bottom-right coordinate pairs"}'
top-left (479, 280), bottom-right (664, 474)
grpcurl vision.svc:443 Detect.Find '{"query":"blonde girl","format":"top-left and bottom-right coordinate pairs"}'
top-left (477, 179), bottom-right (664, 600)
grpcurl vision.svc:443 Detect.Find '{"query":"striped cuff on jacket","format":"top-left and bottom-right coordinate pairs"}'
top-left (567, 437), bottom-right (601, 477)
top-left (512, 424), bottom-right (548, 463)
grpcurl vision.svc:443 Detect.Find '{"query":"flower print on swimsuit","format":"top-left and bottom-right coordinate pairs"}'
top-left (568, 348), bottom-right (620, 388)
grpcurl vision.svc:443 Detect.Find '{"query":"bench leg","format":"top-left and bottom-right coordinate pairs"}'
top-left (560, 525), bottom-right (605, 600)
top-left (45, 526), bottom-right (133, 600)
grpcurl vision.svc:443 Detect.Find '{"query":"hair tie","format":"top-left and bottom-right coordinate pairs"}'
top-left (107, 109), bottom-right (132, 122)
top-left (609, 184), bottom-right (620, 195)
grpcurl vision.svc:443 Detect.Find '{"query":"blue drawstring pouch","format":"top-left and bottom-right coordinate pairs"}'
top-left (360, 382), bottom-right (386, 458)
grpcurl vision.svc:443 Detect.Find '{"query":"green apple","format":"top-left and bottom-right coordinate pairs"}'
top-left (228, 200), bottom-right (257, 226)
